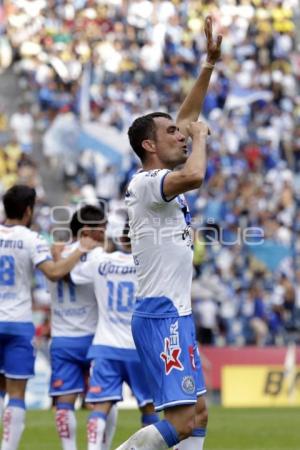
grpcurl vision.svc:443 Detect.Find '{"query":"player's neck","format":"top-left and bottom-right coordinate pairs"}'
top-left (142, 160), bottom-right (173, 171)
top-left (4, 218), bottom-right (27, 227)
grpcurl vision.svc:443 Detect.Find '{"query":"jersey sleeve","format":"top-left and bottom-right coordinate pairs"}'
top-left (136, 169), bottom-right (174, 206)
top-left (70, 248), bottom-right (103, 285)
top-left (30, 234), bottom-right (52, 267)
top-left (70, 258), bottom-right (95, 285)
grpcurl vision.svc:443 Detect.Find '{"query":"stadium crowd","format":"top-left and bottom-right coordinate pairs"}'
top-left (0, 0), bottom-right (300, 348)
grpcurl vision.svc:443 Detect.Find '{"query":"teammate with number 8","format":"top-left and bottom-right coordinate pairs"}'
top-left (0, 186), bottom-right (99, 450)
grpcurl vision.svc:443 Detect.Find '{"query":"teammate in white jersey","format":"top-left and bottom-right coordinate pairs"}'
top-left (0, 185), bottom-right (98, 450)
top-left (48, 205), bottom-right (117, 450)
top-left (117, 17), bottom-right (222, 450)
top-left (71, 225), bottom-right (159, 450)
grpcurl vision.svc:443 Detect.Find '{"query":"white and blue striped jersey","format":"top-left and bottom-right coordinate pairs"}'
top-left (48, 242), bottom-right (99, 338)
top-left (0, 224), bottom-right (51, 329)
top-left (71, 249), bottom-right (138, 360)
top-left (125, 169), bottom-right (194, 318)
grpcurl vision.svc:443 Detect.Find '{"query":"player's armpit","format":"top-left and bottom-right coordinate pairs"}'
top-left (162, 170), bottom-right (204, 200)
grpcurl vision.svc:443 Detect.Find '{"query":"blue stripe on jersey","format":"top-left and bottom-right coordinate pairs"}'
top-left (133, 297), bottom-right (180, 318)
top-left (87, 345), bottom-right (140, 362)
top-left (0, 321), bottom-right (34, 336)
top-left (160, 171), bottom-right (177, 203)
top-left (51, 335), bottom-right (94, 349)
top-left (177, 195), bottom-right (191, 226)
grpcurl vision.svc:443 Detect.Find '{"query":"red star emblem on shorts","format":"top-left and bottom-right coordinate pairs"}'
top-left (160, 337), bottom-right (184, 375)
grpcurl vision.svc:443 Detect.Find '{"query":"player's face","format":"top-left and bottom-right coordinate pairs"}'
top-left (152, 117), bottom-right (187, 168)
top-left (83, 225), bottom-right (106, 243)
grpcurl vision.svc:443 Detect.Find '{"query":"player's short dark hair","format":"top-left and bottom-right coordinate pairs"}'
top-left (70, 204), bottom-right (106, 238)
top-left (122, 218), bottom-right (130, 242)
top-left (128, 112), bottom-right (172, 162)
top-left (3, 185), bottom-right (36, 219)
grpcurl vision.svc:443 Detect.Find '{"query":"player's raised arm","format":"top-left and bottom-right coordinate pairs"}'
top-left (163, 121), bottom-right (209, 198)
top-left (176, 16), bottom-right (222, 137)
top-left (38, 236), bottom-right (99, 281)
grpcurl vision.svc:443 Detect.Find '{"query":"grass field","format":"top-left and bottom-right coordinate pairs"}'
top-left (9, 406), bottom-right (299, 450)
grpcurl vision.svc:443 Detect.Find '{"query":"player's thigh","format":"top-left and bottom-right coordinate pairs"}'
top-left (165, 402), bottom-right (197, 439)
top-left (0, 373), bottom-right (5, 391)
top-left (86, 358), bottom-right (123, 404)
top-left (132, 314), bottom-right (206, 411)
top-left (194, 394), bottom-right (208, 427)
top-left (125, 360), bottom-right (154, 408)
top-left (3, 334), bottom-right (35, 380)
top-left (6, 378), bottom-right (27, 399)
top-left (49, 345), bottom-right (86, 396)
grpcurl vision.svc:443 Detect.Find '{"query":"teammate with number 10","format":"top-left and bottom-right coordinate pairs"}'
top-left (70, 222), bottom-right (159, 450)
top-left (48, 205), bottom-right (117, 450)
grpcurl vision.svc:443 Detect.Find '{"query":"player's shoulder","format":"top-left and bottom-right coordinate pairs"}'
top-left (27, 229), bottom-right (48, 245)
top-left (85, 246), bottom-right (106, 262)
top-left (0, 225), bottom-right (43, 242)
top-left (107, 250), bottom-right (134, 265)
top-left (126, 169), bottom-right (169, 196)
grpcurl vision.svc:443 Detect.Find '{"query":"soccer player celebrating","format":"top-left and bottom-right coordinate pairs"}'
top-left (70, 222), bottom-right (159, 450)
top-left (48, 205), bottom-right (117, 450)
top-left (116, 17), bottom-right (222, 450)
top-left (0, 185), bottom-right (98, 450)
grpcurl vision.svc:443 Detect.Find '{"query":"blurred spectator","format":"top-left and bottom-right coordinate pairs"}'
top-left (10, 103), bottom-right (34, 154)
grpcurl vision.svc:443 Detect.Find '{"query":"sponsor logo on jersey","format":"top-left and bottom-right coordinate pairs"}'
top-left (160, 321), bottom-right (184, 375)
top-left (98, 261), bottom-right (136, 276)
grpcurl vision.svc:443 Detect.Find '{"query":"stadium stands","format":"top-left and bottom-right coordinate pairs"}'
top-left (1, 0), bottom-right (300, 347)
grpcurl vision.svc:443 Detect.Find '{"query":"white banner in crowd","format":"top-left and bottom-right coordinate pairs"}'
top-left (43, 114), bottom-right (129, 169)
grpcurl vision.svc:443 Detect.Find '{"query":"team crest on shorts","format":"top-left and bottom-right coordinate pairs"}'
top-left (181, 376), bottom-right (195, 394)
top-left (160, 321), bottom-right (184, 375)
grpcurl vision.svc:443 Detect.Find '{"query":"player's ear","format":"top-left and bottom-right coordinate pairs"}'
top-left (24, 205), bottom-right (33, 220)
top-left (80, 226), bottom-right (90, 237)
top-left (141, 139), bottom-right (156, 154)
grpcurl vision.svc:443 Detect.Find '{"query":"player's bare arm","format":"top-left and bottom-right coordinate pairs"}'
top-left (37, 235), bottom-right (98, 281)
top-left (163, 121), bottom-right (209, 198)
top-left (176, 16), bottom-right (222, 137)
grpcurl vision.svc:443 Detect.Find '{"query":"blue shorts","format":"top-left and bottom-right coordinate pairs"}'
top-left (49, 336), bottom-right (93, 396)
top-left (0, 333), bottom-right (35, 379)
top-left (131, 314), bottom-right (206, 411)
top-left (86, 358), bottom-right (153, 407)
